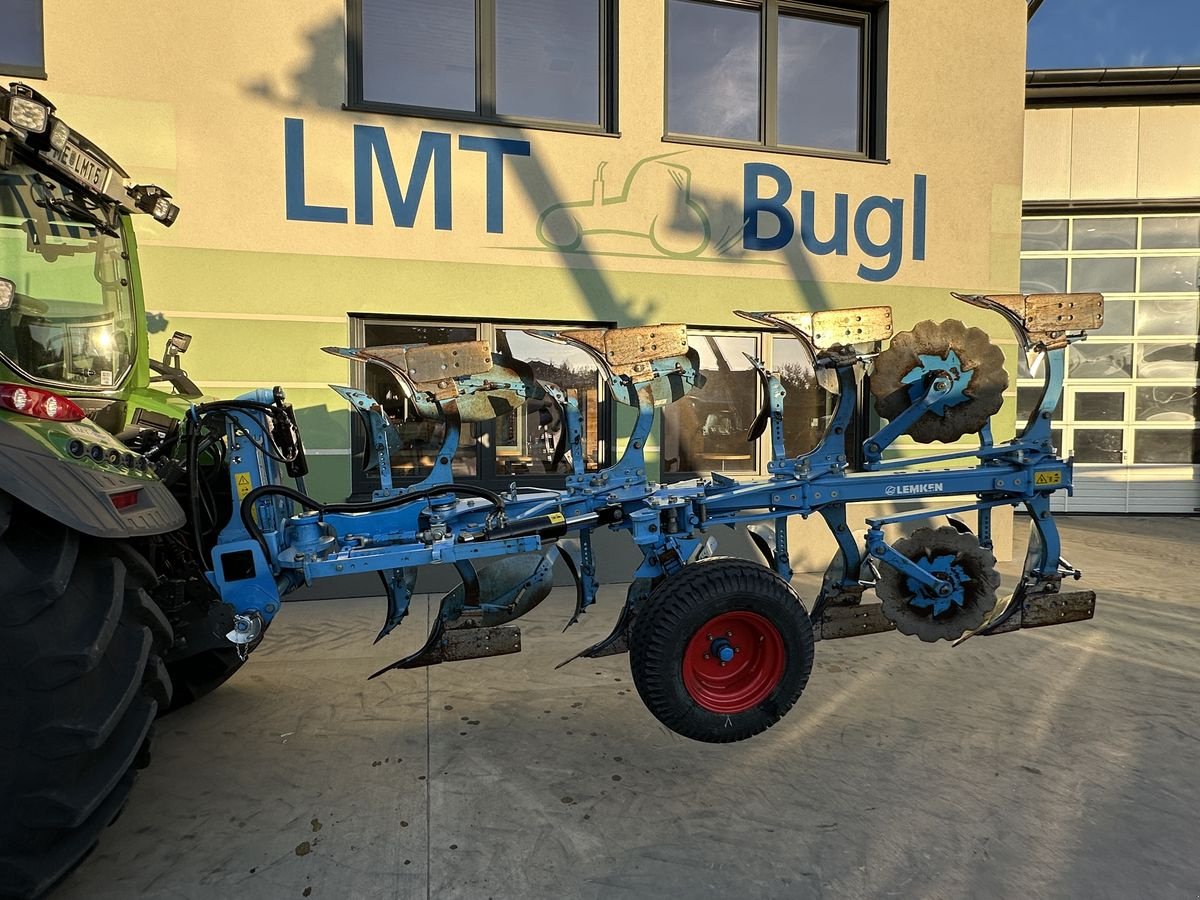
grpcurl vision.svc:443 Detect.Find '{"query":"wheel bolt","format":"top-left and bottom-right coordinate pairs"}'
top-left (720, 661), bottom-right (726, 667)
top-left (726, 631), bottom-right (733, 637)
top-left (703, 653), bottom-right (710, 659)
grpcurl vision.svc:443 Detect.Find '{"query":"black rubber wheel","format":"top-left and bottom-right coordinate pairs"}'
top-left (0, 495), bottom-right (173, 900)
top-left (629, 557), bottom-right (815, 743)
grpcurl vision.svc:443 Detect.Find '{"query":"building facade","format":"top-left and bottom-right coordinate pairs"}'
top-left (1023, 68), bottom-right (1200, 513)
top-left (1, 0), bottom-right (1030, 569)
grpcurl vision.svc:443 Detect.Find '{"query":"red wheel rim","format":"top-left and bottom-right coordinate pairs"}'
top-left (681, 610), bottom-right (786, 714)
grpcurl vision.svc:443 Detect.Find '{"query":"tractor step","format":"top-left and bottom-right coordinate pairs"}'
top-left (812, 603), bottom-right (896, 641)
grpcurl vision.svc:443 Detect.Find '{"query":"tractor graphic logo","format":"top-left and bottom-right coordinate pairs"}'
top-left (535, 152), bottom-right (713, 259)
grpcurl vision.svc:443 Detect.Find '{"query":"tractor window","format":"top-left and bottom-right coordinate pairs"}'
top-left (0, 172), bottom-right (136, 389)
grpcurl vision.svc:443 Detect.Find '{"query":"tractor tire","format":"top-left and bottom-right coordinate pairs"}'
top-left (0, 495), bottom-right (173, 900)
top-left (629, 557), bottom-right (815, 743)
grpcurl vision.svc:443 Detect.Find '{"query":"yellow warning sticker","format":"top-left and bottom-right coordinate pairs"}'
top-left (235, 472), bottom-right (254, 500)
top-left (548, 512), bottom-right (566, 524)
top-left (1034, 470), bottom-right (1062, 487)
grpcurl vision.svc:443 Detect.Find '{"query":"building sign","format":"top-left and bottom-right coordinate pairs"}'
top-left (283, 118), bottom-right (927, 283)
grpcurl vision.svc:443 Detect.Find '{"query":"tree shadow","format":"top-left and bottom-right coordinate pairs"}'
top-left (243, 13), bottom-right (346, 111)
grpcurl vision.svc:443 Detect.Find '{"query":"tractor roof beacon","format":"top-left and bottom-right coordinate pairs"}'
top-left (0, 82), bottom-right (246, 900)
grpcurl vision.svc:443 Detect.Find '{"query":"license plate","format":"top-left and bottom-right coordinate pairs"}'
top-left (58, 140), bottom-right (110, 189)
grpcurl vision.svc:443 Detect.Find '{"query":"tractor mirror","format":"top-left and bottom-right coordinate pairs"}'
top-left (0, 277), bottom-right (13, 311)
top-left (162, 331), bottom-right (192, 367)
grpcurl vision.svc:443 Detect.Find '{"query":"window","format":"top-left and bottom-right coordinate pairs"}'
top-left (660, 330), bottom-right (839, 477)
top-left (1019, 213), bottom-right (1200, 489)
top-left (347, 315), bottom-right (612, 496)
top-left (665, 0), bottom-right (885, 158)
top-left (0, 0), bottom-right (44, 78)
top-left (349, 0), bottom-right (617, 133)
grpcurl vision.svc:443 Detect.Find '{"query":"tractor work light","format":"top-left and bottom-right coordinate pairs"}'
top-left (0, 277), bottom-right (14, 311)
top-left (128, 183), bottom-right (180, 226)
top-left (0, 383), bottom-right (87, 421)
top-left (49, 120), bottom-right (70, 151)
top-left (6, 95), bottom-right (49, 133)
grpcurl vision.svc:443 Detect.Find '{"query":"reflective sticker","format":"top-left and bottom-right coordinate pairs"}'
top-left (235, 472), bottom-right (254, 500)
top-left (547, 512), bottom-right (566, 524)
top-left (1034, 470), bottom-right (1062, 486)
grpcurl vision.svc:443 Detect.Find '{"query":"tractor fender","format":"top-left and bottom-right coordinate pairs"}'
top-left (0, 419), bottom-right (185, 539)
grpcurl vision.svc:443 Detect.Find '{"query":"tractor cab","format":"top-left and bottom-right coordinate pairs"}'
top-left (0, 82), bottom-right (182, 427)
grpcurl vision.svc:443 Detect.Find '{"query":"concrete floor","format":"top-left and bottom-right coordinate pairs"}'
top-left (58, 516), bottom-right (1200, 899)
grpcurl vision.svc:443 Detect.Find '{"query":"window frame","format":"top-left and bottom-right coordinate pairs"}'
top-left (662, 0), bottom-right (888, 162)
top-left (346, 313), bottom-right (617, 497)
top-left (346, 0), bottom-right (620, 137)
top-left (0, 0), bottom-right (46, 80)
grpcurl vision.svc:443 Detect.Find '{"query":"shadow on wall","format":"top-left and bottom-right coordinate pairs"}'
top-left (244, 13), bottom-right (346, 110)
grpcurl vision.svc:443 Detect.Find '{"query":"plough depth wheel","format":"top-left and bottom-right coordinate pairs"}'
top-left (629, 558), bottom-right (814, 743)
top-left (875, 525), bottom-right (1001, 642)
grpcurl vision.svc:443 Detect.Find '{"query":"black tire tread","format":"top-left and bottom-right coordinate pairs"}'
top-left (0, 498), bottom-right (170, 900)
top-left (629, 557), bottom-right (815, 743)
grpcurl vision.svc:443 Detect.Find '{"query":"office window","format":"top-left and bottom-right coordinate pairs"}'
top-left (0, 0), bottom-right (44, 78)
top-left (350, 0), bottom-right (616, 132)
top-left (666, 0), bottom-right (884, 157)
top-left (348, 316), bottom-right (611, 495)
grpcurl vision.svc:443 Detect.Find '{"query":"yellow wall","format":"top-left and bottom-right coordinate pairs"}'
top-left (1025, 104), bottom-right (1200, 200)
top-left (7, 0), bottom-right (1029, 566)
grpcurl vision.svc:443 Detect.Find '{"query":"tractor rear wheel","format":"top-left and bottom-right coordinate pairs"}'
top-left (629, 557), bottom-right (815, 743)
top-left (0, 495), bottom-right (172, 900)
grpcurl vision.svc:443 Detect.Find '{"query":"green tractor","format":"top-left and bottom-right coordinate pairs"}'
top-left (0, 82), bottom-right (249, 898)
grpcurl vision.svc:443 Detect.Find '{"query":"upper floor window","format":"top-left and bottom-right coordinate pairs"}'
top-left (0, 0), bottom-right (45, 79)
top-left (348, 0), bottom-right (617, 134)
top-left (665, 0), bottom-right (885, 159)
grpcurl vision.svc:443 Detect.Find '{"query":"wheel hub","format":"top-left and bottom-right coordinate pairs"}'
top-left (903, 553), bottom-right (971, 617)
top-left (900, 350), bottom-right (974, 416)
top-left (682, 611), bottom-right (785, 714)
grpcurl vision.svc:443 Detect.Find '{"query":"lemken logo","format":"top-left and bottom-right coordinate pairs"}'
top-left (884, 482), bottom-right (944, 496)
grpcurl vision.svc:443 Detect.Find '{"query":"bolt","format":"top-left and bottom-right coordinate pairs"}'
top-left (726, 631), bottom-right (733, 637)
top-left (720, 661), bottom-right (726, 667)
top-left (703, 653), bottom-right (710, 659)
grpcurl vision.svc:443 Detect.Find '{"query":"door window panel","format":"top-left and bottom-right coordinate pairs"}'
top-left (1140, 216), bottom-right (1200, 250)
top-left (1134, 430), bottom-right (1199, 464)
top-left (1140, 256), bottom-right (1200, 293)
top-left (1071, 257), bottom-right (1135, 293)
top-left (1096, 299), bottom-right (1134, 337)
top-left (1135, 300), bottom-right (1199, 336)
top-left (1069, 343), bottom-right (1132, 379)
top-left (1136, 386), bottom-right (1198, 422)
top-left (1073, 392), bottom-right (1124, 422)
top-left (1135, 343), bottom-right (1200, 380)
top-left (1073, 429), bottom-right (1123, 463)
top-left (1021, 218), bottom-right (1067, 252)
top-left (1020, 258), bottom-right (1067, 294)
top-left (1072, 217), bottom-right (1136, 251)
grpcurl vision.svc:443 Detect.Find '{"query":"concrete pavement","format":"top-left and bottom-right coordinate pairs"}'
top-left (57, 516), bottom-right (1200, 899)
